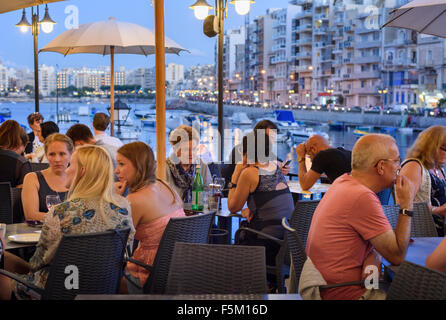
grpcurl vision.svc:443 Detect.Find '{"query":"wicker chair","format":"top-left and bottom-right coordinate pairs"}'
top-left (125, 212), bottom-right (214, 294)
top-left (234, 200), bottom-right (320, 293)
top-left (166, 242), bottom-right (267, 294)
top-left (383, 202), bottom-right (437, 237)
top-left (0, 228), bottom-right (130, 300)
top-left (387, 261), bottom-right (446, 300)
top-left (282, 218), bottom-right (364, 296)
top-left (11, 187), bottom-right (24, 223)
top-left (30, 162), bottom-right (49, 172)
top-left (0, 182), bottom-right (12, 224)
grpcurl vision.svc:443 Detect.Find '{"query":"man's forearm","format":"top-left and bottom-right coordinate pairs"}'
top-left (393, 214), bottom-right (412, 265)
top-left (298, 160), bottom-right (307, 187)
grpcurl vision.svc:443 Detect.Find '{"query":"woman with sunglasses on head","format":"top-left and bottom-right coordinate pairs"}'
top-left (115, 141), bottom-right (184, 293)
top-left (400, 125), bottom-right (446, 236)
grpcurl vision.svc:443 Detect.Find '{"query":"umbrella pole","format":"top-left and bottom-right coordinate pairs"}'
top-left (110, 46), bottom-right (115, 136)
top-left (155, 0), bottom-right (166, 180)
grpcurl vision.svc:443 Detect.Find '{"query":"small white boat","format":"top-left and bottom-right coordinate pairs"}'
top-left (276, 132), bottom-right (290, 143)
top-left (230, 112), bottom-right (252, 125)
top-left (141, 115), bottom-right (156, 127)
top-left (134, 109), bottom-right (155, 118)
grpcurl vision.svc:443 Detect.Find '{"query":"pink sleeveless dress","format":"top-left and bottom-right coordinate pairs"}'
top-left (126, 208), bottom-right (185, 285)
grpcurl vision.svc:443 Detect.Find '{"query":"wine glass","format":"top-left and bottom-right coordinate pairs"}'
top-left (46, 195), bottom-right (61, 211)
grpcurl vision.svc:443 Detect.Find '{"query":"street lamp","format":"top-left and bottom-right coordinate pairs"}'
top-left (190, 0), bottom-right (255, 162)
top-left (378, 88), bottom-right (388, 108)
top-left (16, 5), bottom-right (56, 113)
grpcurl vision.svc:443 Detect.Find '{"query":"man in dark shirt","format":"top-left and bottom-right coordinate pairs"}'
top-left (296, 134), bottom-right (351, 190)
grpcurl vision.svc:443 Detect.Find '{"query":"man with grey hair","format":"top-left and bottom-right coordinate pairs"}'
top-left (304, 134), bottom-right (414, 300)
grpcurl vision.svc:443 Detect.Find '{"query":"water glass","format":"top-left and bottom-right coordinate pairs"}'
top-left (46, 195), bottom-right (61, 211)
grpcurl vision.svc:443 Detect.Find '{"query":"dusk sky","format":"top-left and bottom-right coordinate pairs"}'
top-left (0, 0), bottom-right (292, 71)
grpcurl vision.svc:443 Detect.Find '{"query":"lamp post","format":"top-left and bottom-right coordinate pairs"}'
top-left (190, 0), bottom-right (255, 162)
top-left (16, 5), bottom-right (56, 113)
top-left (378, 88), bottom-right (388, 109)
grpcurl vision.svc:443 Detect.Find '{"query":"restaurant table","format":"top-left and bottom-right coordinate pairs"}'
top-left (75, 293), bottom-right (302, 300)
top-left (5, 223), bottom-right (41, 251)
top-left (383, 237), bottom-right (443, 278)
top-left (286, 180), bottom-right (331, 201)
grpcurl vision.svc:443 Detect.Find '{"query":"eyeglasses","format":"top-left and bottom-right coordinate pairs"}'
top-left (374, 157), bottom-right (402, 168)
top-left (440, 147), bottom-right (446, 152)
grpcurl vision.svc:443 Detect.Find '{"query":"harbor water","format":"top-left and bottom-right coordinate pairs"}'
top-left (0, 101), bottom-right (420, 175)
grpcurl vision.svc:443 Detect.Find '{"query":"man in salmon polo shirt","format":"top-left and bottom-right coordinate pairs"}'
top-left (305, 134), bottom-right (414, 300)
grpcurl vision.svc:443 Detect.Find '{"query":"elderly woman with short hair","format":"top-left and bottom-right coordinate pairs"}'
top-left (165, 125), bottom-right (212, 203)
top-left (400, 125), bottom-right (446, 236)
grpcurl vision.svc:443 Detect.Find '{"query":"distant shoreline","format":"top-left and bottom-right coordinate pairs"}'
top-left (0, 97), bottom-right (158, 104)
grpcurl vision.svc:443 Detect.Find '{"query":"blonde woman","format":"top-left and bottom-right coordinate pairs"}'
top-left (115, 142), bottom-right (184, 293)
top-left (400, 125), bottom-right (446, 235)
top-left (22, 133), bottom-right (73, 221)
top-left (12, 145), bottom-right (135, 300)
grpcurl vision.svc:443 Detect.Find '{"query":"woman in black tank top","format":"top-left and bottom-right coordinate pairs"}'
top-left (21, 134), bottom-right (74, 221)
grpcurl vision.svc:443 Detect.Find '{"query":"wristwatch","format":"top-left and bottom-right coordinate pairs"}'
top-left (399, 208), bottom-right (414, 217)
top-left (227, 182), bottom-right (237, 189)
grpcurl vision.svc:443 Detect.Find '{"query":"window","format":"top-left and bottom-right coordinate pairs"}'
top-left (402, 92), bottom-right (405, 103)
top-left (373, 48), bottom-right (379, 56)
top-left (361, 80), bottom-right (365, 88)
top-left (373, 32), bottom-right (380, 40)
top-left (373, 64), bottom-right (379, 70)
top-left (396, 92), bottom-right (399, 103)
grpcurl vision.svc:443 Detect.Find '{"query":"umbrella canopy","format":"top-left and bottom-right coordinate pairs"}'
top-left (382, 0), bottom-right (446, 37)
top-left (0, 0), bottom-right (65, 14)
top-left (40, 17), bottom-right (186, 56)
top-left (40, 17), bottom-right (187, 135)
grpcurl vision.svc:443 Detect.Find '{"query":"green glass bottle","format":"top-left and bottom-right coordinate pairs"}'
top-left (192, 165), bottom-right (204, 211)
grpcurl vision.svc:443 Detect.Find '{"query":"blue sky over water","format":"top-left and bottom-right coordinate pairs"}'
top-left (0, 0), bottom-right (291, 70)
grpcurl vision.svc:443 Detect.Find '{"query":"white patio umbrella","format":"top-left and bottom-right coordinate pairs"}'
top-left (40, 17), bottom-right (187, 135)
top-left (0, 0), bottom-right (65, 14)
top-left (382, 0), bottom-right (446, 37)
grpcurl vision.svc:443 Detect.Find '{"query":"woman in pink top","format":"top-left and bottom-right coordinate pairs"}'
top-left (115, 141), bottom-right (185, 293)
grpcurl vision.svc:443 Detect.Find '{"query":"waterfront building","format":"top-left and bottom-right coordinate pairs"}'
top-left (126, 67), bottom-right (155, 90)
top-left (39, 64), bottom-right (56, 96)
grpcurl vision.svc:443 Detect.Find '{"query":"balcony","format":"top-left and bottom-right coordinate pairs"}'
top-left (273, 32), bottom-right (286, 40)
top-left (290, 0), bottom-right (312, 5)
top-left (315, 13), bottom-right (328, 20)
top-left (344, 25), bottom-right (354, 33)
top-left (272, 44), bottom-right (286, 51)
top-left (352, 71), bottom-right (381, 79)
top-left (295, 24), bottom-right (313, 32)
top-left (344, 41), bottom-right (353, 48)
top-left (296, 65), bottom-right (313, 72)
top-left (320, 55), bottom-right (332, 62)
top-left (384, 39), bottom-right (416, 47)
top-left (356, 27), bottom-right (379, 34)
top-left (352, 87), bottom-right (379, 94)
top-left (295, 52), bottom-right (312, 60)
top-left (271, 56), bottom-right (287, 64)
top-left (295, 10), bottom-right (312, 19)
top-left (354, 56), bottom-right (380, 64)
top-left (293, 37), bottom-right (312, 45)
top-left (355, 40), bottom-right (381, 49)
top-left (314, 27), bottom-right (328, 35)
top-left (314, 41), bottom-right (327, 47)
top-left (273, 19), bottom-right (286, 28)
